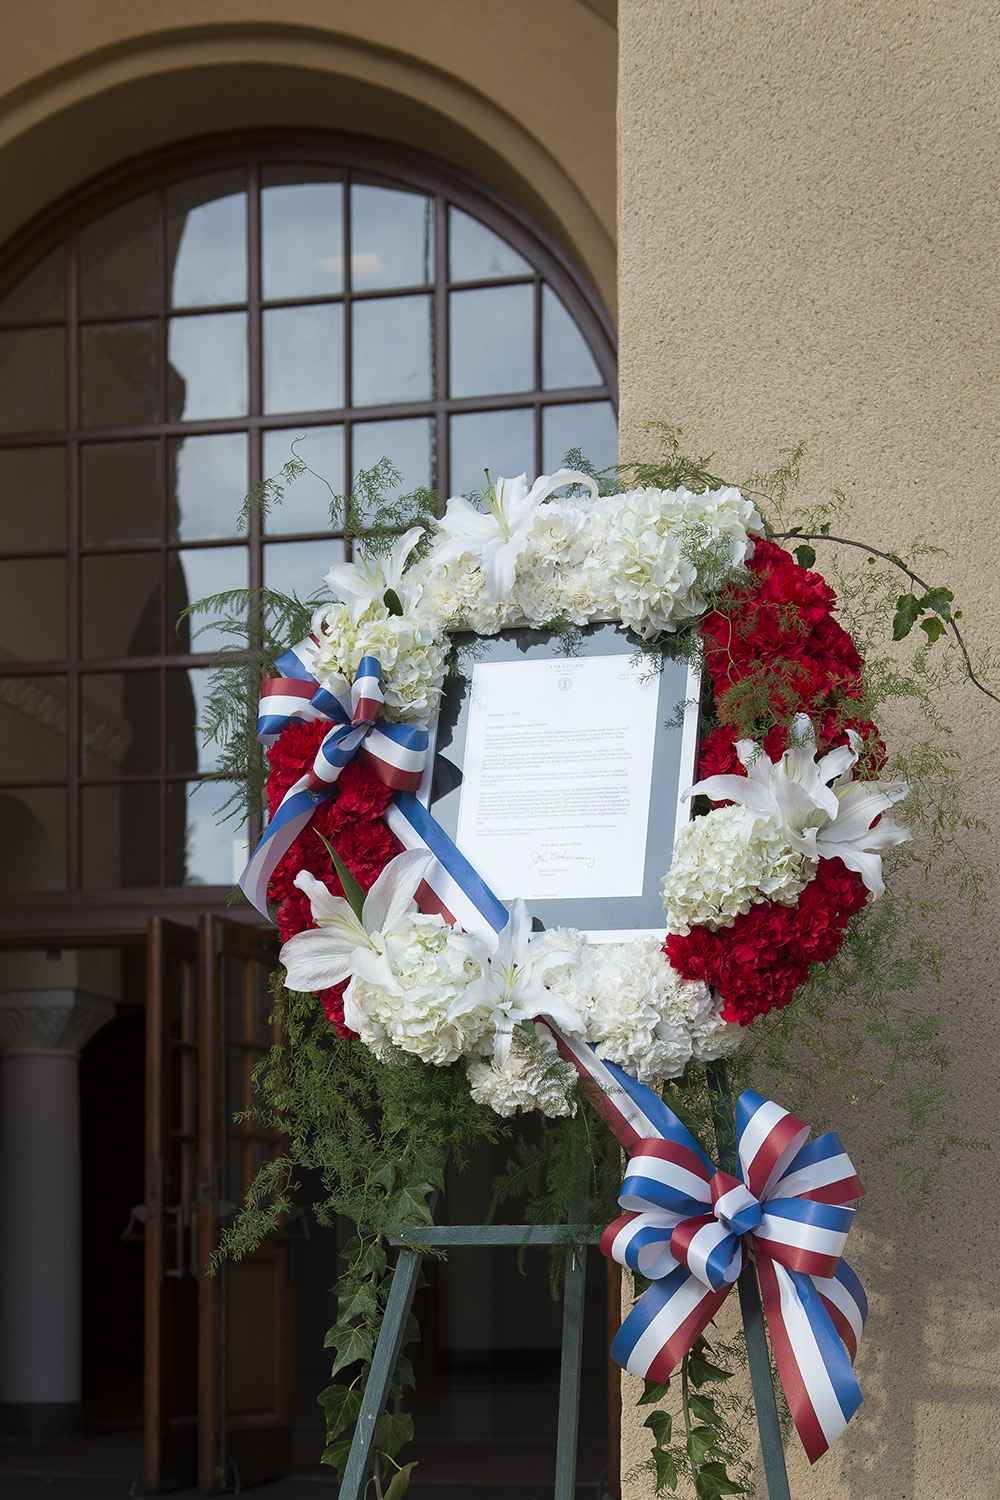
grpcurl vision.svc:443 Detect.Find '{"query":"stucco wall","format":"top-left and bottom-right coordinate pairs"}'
top-left (0, 0), bottom-right (617, 314)
top-left (618, 3), bottom-right (999, 1497)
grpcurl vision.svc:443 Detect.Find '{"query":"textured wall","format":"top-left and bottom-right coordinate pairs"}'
top-left (618, 3), bottom-right (999, 1496)
top-left (0, 0), bottom-right (617, 312)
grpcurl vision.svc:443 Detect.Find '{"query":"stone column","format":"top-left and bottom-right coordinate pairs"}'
top-left (0, 989), bottom-right (114, 1439)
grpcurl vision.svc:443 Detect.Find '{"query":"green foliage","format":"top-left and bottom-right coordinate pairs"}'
top-left (631, 1336), bottom-right (755, 1499)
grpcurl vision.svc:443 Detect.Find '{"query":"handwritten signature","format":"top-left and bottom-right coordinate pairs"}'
top-left (529, 847), bottom-right (596, 870)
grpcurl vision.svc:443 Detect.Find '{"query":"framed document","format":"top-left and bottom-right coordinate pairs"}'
top-left (425, 624), bottom-right (700, 939)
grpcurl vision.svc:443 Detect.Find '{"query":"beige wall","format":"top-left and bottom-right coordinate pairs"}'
top-left (0, 0), bottom-right (617, 314)
top-left (619, 3), bottom-right (999, 1497)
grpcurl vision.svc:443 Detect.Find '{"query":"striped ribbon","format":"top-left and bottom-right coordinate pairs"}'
top-left (240, 644), bottom-right (428, 915)
top-left (543, 1030), bottom-right (868, 1465)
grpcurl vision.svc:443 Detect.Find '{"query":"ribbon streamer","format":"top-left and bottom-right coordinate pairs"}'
top-left (550, 1037), bottom-right (868, 1465)
top-left (241, 645), bottom-right (427, 915)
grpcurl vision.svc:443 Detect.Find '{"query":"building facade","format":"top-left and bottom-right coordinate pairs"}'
top-left (0, 3), bottom-right (997, 1497)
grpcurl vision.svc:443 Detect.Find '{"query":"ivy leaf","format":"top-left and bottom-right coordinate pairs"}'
top-left (920, 616), bottom-right (947, 643)
top-left (316, 831), bottom-right (367, 919)
top-left (638, 1377), bottom-right (671, 1405)
top-left (685, 1350), bottom-right (733, 1388)
top-left (317, 1382), bottom-right (361, 1441)
top-left (402, 1311), bottom-right (421, 1347)
top-left (325, 1321), bottom-right (374, 1376)
top-left (390, 1179), bottom-right (436, 1228)
top-left (354, 1240), bottom-right (388, 1278)
top-left (919, 585), bottom-right (954, 620)
top-left (339, 1285), bottom-right (378, 1322)
top-left (384, 1460), bottom-right (419, 1499)
top-left (320, 1438), bottom-right (352, 1480)
top-left (371, 1161), bottom-right (397, 1194)
top-left (391, 1355), bottom-right (416, 1395)
top-left (686, 1425), bottom-right (717, 1466)
top-left (688, 1392), bottom-right (719, 1425)
top-left (695, 1460), bottom-right (747, 1497)
top-left (373, 1410), bottom-right (414, 1460)
top-left (652, 1447), bottom-right (679, 1492)
top-left (892, 593), bottom-right (921, 641)
top-left (793, 544), bottom-right (816, 569)
top-left (643, 1409), bottom-right (673, 1446)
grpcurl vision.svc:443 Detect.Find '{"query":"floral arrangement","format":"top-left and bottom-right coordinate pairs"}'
top-left (259, 469), bottom-right (909, 1122)
top-left (201, 432), bottom-right (991, 1500)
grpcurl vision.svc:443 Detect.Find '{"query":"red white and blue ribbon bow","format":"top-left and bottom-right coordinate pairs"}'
top-left (240, 644), bottom-right (427, 914)
top-left (241, 642), bottom-right (509, 938)
top-left (599, 1076), bottom-right (867, 1464)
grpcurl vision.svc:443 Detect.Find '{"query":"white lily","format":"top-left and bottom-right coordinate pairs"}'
top-left (322, 527), bottom-right (425, 624)
top-left (280, 849), bottom-right (436, 1022)
top-left (431, 470), bottom-right (599, 602)
top-left (686, 713), bottom-right (910, 896)
top-left (445, 899), bottom-right (586, 1065)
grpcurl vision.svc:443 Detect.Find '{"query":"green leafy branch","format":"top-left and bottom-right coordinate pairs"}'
top-left (635, 1337), bottom-right (755, 1499)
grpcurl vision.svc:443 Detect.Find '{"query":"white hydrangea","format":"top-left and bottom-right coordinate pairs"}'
top-left (307, 600), bottom-right (448, 721)
top-left (466, 1024), bottom-right (577, 1117)
top-left (662, 806), bottom-right (813, 935)
top-left (525, 929), bottom-right (743, 1085)
top-left (349, 915), bottom-right (492, 1066)
top-left (408, 552), bottom-right (509, 637)
top-left (598, 485), bottom-right (761, 639)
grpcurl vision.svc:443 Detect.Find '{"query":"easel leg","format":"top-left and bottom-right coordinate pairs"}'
top-left (554, 1244), bottom-right (587, 1500)
top-left (338, 1246), bottom-right (424, 1500)
top-left (706, 1063), bottom-right (792, 1500)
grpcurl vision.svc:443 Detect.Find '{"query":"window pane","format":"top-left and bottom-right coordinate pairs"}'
top-left (82, 553), bottom-right (160, 658)
top-left (167, 546), bottom-right (248, 655)
top-left (541, 285), bottom-right (603, 390)
top-left (263, 304), bottom-right (343, 414)
top-left (261, 167), bottom-right (344, 299)
top-left (0, 446), bottom-right (66, 550)
top-left (0, 244), bottom-right (66, 324)
top-left (82, 440), bottom-right (159, 545)
top-left (0, 788), bottom-right (66, 891)
top-left (167, 779), bottom-right (246, 887)
top-left (82, 782), bottom-right (159, 889)
top-left (0, 328), bottom-right (66, 432)
top-left (353, 418), bottom-right (433, 507)
top-left (81, 321), bottom-right (158, 427)
top-left (81, 672), bottom-right (160, 778)
top-left (80, 194), bottom-right (158, 316)
top-left (261, 426), bottom-right (345, 534)
top-left (449, 408), bottom-right (534, 498)
top-left (167, 312), bottom-right (247, 422)
top-left (542, 400), bottom-right (618, 479)
top-left (263, 538), bottom-right (344, 602)
top-left (167, 666), bottom-right (221, 773)
top-left (448, 208), bottom-right (531, 282)
top-left (352, 295), bottom-right (431, 406)
top-left (449, 285), bottom-right (533, 397)
top-left (0, 674), bottom-right (67, 779)
top-left (350, 180), bottom-right (433, 290)
top-left (0, 557), bottom-right (67, 659)
top-left (168, 433), bottom-right (246, 541)
top-left (167, 171), bottom-right (247, 308)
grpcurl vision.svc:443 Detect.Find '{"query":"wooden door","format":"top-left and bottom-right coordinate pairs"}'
top-left (197, 915), bottom-right (291, 1492)
top-left (144, 918), bottom-right (201, 1491)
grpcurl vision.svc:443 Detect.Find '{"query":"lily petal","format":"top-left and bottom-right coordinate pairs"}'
top-left (280, 926), bottom-right (358, 992)
top-left (361, 849), bottom-right (437, 935)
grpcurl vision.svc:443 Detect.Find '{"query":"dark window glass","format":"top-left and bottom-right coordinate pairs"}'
top-left (80, 194), bottom-right (158, 316)
top-left (0, 675), bottom-right (67, 778)
top-left (0, 244), bottom-right (65, 324)
top-left (0, 787), bottom-right (66, 890)
top-left (82, 441), bottom-right (160, 545)
top-left (81, 322), bottom-right (158, 427)
top-left (82, 553), bottom-right (161, 659)
top-left (81, 672), bottom-right (161, 777)
top-left (0, 447), bottom-right (66, 550)
top-left (0, 557), bottom-right (67, 659)
top-left (0, 328), bottom-right (66, 432)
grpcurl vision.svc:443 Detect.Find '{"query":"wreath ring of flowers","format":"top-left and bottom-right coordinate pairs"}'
top-left (260, 469), bottom-right (910, 1120)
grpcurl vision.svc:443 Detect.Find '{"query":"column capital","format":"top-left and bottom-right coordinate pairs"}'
top-left (0, 990), bottom-right (115, 1058)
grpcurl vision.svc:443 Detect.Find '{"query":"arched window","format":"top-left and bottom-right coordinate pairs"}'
top-left (0, 138), bottom-right (616, 901)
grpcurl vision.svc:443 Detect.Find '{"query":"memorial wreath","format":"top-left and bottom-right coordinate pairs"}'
top-left (201, 432), bottom-right (990, 1498)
